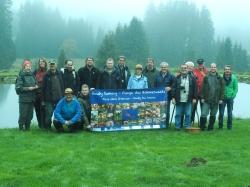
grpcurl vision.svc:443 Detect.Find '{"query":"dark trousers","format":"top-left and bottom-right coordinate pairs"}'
top-left (18, 102), bottom-right (34, 130)
top-left (53, 120), bottom-right (80, 132)
top-left (166, 101), bottom-right (171, 127)
top-left (191, 98), bottom-right (203, 123)
top-left (34, 95), bottom-right (45, 129)
top-left (44, 101), bottom-right (57, 129)
top-left (219, 99), bottom-right (234, 129)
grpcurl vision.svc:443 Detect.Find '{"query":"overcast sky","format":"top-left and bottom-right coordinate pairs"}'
top-left (12, 0), bottom-right (250, 50)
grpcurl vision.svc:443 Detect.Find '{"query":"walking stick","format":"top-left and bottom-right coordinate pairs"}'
top-left (169, 104), bottom-right (176, 127)
top-left (196, 110), bottom-right (200, 127)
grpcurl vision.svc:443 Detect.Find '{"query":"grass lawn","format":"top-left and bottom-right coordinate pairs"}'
top-left (0, 120), bottom-right (250, 187)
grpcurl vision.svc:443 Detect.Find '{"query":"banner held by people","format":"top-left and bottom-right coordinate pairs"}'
top-left (90, 88), bottom-right (167, 131)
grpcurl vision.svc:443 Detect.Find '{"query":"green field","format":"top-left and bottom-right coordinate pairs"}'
top-left (0, 120), bottom-right (250, 187)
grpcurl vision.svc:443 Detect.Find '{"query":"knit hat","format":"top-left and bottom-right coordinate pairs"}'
top-left (23, 60), bottom-right (32, 68)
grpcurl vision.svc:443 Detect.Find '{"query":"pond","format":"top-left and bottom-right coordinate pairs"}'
top-left (0, 83), bottom-right (249, 128)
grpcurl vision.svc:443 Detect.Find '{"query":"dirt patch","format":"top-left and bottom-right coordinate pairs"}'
top-left (186, 157), bottom-right (207, 167)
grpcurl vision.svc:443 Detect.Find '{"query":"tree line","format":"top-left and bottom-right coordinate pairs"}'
top-left (0, 0), bottom-right (249, 71)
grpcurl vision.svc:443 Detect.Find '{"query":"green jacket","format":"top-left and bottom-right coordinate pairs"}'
top-left (223, 74), bottom-right (238, 99)
top-left (15, 71), bottom-right (37, 103)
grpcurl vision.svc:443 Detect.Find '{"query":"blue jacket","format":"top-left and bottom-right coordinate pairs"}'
top-left (127, 75), bottom-right (148, 89)
top-left (54, 96), bottom-right (82, 124)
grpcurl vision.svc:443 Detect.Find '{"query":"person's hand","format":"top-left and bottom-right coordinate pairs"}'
top-left (172, 98), bottom-right (176, 105)
top-left (201, 99), bottom-right (205, 103)
top-left (28, 86), bottom-right (38, 91)
top-left (165, 87), bottom-right (171, 92)
top-left (64, 121), bottom-right (70, 126)
top-left (192, 99), bottom-right (196, 104)
top-left (219, 100), bottom-right (223, 104)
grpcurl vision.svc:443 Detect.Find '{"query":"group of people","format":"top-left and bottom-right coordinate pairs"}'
top-left (15, 56), bottom-right (238, 132)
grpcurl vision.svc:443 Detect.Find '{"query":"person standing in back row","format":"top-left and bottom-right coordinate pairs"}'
top-left (127, 64), bottom-right (148, 89)
top-left (172, 64), bottom-right (197, 130)
top-left (42, 61), bottom-right (64, 130)
top-left (200, 63), bottom-right (224, 131)
top-left (154, 61), bottom-right (175, 127)
top-left (116, 55), bottom-right (131, 89)
top-left (61, 59), bottom-right (79, 95)
top-left (143, 58), bottom-right (158, 88)
top-left (78, 57), bottom-right (100, 90)
top-left (218, 65), bottom-right (238, 130)
top-left (15, 60), bottom-right (38, 131)
top-left (192, 59), bottom-right (208, 124)
top-left (98, 58), bottom-right (120, 89)
top-left (33, 58), bottom-right (47, 129)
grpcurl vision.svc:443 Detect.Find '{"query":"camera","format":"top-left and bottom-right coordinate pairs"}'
top-left (180, 86), bottom-right (186, 93)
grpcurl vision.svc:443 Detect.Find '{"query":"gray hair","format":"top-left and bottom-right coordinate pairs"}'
top-left (185, 61), bottom-right (194, 67)
top-left (210, 63), bottom-right (217, 67)
top-left (160, 61), bottom-right (169, 67)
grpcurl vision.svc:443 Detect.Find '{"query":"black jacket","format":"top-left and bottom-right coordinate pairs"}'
top-left (115, 64), bottom-right (131, 89)
top-left (61, 68), bottom-right (79, 95)
top-left (78, 66), bottom-right (100, 89)
top-left (97, 69), bottom-right (120, 89)
top-left (42, 70), bottom-right (64, 103)
top-left (172, 74), bottom-right (197, 104)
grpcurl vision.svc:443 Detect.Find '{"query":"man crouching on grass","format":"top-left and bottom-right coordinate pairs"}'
top-left (53, 88), bottom-right (82, 132)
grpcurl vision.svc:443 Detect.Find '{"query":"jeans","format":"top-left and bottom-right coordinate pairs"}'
top-left (44, 101), bottom-right (57, 129)
top-left (175, 102), bottom-right (192, 129)
top-left (219, 99), bottom-right (234, 129)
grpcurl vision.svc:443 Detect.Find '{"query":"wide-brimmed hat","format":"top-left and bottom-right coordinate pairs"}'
top-left (135, 64), bottom-right (143, 69)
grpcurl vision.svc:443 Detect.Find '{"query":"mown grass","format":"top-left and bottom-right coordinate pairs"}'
top-left (0, 119), bottom-right (250, 187)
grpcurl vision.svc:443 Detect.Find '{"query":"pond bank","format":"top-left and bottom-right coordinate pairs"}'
top-left (1, 70), bottom-right (250, 84)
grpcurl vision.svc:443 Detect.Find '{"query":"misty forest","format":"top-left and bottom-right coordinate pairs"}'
top-left (1, 0), bottom-right (249, 71)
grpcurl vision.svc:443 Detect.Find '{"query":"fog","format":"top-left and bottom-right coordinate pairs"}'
top-left (12, 0), bottom-right (250, 51)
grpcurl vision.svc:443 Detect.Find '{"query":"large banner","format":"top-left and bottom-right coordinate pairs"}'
top-left (90, 88), bottom-right (167, 132)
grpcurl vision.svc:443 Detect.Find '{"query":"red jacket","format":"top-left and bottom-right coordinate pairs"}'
top-left (193, 68), bottom-right (208, 96)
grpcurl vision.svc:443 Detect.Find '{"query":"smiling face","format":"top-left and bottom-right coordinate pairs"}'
top-left (86, 58), bottom-right (94, 68)
top-left (65, 93), bottom-right (73, 102)
top-left (147, 59), bottom-right (154, 70)
top-left (210, 63), bottom-right (217, 73)
top-left (66, 60), bottom-right (73, 71)
top-left (224, 66), bottom-right (231, 76)
top-left (119, 57), bottom-right (126, 66)
top-left (160, 64), bottom-right (168, 73)
top-left (24, 64), bottom-right (32, 72)
top-left (39, 60), bottom-right (46, 69)
top-left (81, 86), bottom-right (89, 96)
top-left (135, 68), bottom-right (142, 75)
top-left (106, 59), bottom-right (114, 70)
top-left (180, 64), bottom-right (188, 75)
